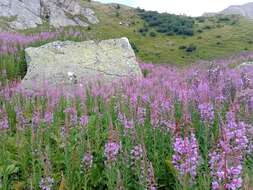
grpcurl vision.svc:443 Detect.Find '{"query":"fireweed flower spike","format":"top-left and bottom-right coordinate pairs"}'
top-left (172, 133), bottom-right (200, 181)
top-left (39, 177), bottom-right (54, 190)
top-left (209, 111), bottom-right (249, 190)
top-left (104, 140), bottom-right (121, 163)
top-left (82, 152), bottom-right (93, 170)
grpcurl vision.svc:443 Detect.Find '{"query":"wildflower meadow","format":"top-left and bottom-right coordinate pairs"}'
top-left (0, 31), bottom-right (253, 190)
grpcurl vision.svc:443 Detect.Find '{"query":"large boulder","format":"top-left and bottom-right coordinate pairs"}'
top-left (0, 0), bottom-right (99, 30)
top-left (21, 37), bottom-right (143, 91)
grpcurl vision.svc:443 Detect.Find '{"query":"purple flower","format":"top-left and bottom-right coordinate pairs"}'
top-left (39, 177), bottom-right (54, 190)
top-left (15, 107), bottom-right (28, 127)
top-left (131, 145), bottom-right (143, 162)
top-left (209, 111), bottom-right (248, 190)
top-left (82, 152), bottom-right (93, 170)
top-left (104, 141), bottom-right (121, 163)
top-left (64, 107), bottom-right (77, 125)
top-left (0, 116), bottom-right (8, 129)
top-left (146, 161), bottom-right (157, 190)
top-left (44, 111), bottom-right (53, 125)
top-left (198, 102), bottom-right (214, 122)
top-left (137, 107), bottom-right (146, 125)
top-left (118, 112), bottom-right (134, 134)
top-left (79, 115), bottom-right (89, 126)
top-left (172, 133), bottom-right (200, 180)
top-left (32, 111), bottom-right (41, 127)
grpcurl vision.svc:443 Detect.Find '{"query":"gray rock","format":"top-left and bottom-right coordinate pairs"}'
top-left (238, 61), bottom-right (253, 68)
top-left (21, 37), bottom-right (143, 91)
top-left (0, 0), bottom-right (99, 30)
top-left (221, 3), bottom-right (253, 19)
top-left (203, 2), bottom-right (253, 19)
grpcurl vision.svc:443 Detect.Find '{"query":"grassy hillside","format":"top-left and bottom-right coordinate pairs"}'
top-left (3, 0), bottom-right (253, 65)
top-left (78, 1), bottom-right (253, 65)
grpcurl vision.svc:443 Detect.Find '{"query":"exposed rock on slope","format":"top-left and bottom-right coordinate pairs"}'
top-left (21, 37), bottom-right (143, 91)
top-left (0, 0), bottom-right (99, 30)
top-left (221, 2), bottom-right (253, 19)
top-left (203, 2), bottom-right (253, 19)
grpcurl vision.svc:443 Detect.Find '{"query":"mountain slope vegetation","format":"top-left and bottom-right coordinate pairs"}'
top-left (2, 0), bottom-right (253, 65)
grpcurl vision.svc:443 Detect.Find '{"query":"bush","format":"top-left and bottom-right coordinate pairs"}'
top-left (115, 4), bottom-right (120, 9)
top-left (185, 44), bottom-right (197, 52)
top-left (138, 10), bottom-right (195, 36)
top-left (203, 25), bottom-right (212, 30)
top-left (149, 31), bottom-right (157, 37)
top-left (130, 42), bottom-right (139, 53)
top-left (178, 45), bottom-right (187, 50)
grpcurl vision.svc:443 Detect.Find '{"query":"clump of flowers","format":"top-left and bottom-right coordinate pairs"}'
top-left (146, 161), bottom-right (157, 190)
top-left (39, 176), bottom-right (54, 190)
top-left (209, 111), bottom-right (248, 190)
top-left (198, 102), bottom-right (214, 122)
top-left (82, 152), bottom-right (93, 170)
top-left (44, 111), bottom-right (53, 125)
top-left (172, 133), bottom-right (200, 180)
top-left (15, 107), bottom-right (28, 127)
top-left (64, 107), bottom-right (77, 125)
top-left (118, 112), bottom-right (134, 135)
top-left (137, 107), bottom-right (146, 125)
top-left (80, 115), bottom-right (89, 126)
top-left (32, 110), bottom-right (41, 127)
top-left (104, 141), bottom-right (121, 163)
top-left (0, 109), bottom-right (8, 129)
top-left (131, 145), bottom-right (143, 162)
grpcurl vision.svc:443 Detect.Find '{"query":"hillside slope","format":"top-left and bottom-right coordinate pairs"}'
top-left (80, 2), bottom-right (253, 65)
top-left (1, 0), bottom-right (253, 65)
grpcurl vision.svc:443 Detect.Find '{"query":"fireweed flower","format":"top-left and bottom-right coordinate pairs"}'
top-left (104, 141), bottom-right (121, 163)
top-left (172, 133), bottom-right (200, 180)
top-left (82, 152), bottom-right (93, 170)
top-left (146, 161), bottom-right (157, 190)
top-left (137, 107), bottom-right (146, 125)
top-left (39, 177), bottom-right (54, 190)
top-left (140, 160), bottom-right (157, 190)
top-left (80, 115), bottom-right (89, 126)
top-left (198, 102), bottom-right (215, 122)
top-left (0, 116), bottom-right (9, 129)
top-left (130, 145), bottom-right (143, 165)
top-left (64, 107), bottom-right (77, 125)
top-left (118, 112), bottom-right (134, 134)
top-left (44, 111), bottom-right (53, 125)
top-left (15, 107), bottom-right (28, 127)
top-left (209, 112), bottom-right (248, 190)
top-left (32, 111), bottom-right (41, 127)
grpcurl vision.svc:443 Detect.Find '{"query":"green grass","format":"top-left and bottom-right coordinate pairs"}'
top-left (3, 1), bottom-right (253, 66)
top-left (73, 2), bottom-right (253, 65)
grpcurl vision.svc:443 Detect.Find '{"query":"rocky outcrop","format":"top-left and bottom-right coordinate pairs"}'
top-left (221, 3), bottom-right (253, 19)
top-left (21, 38), bottom-right (143, 91)
top-left (0, 0), bottom-right (99, 30)
top-left (203, 2), bottom-right (253, 19)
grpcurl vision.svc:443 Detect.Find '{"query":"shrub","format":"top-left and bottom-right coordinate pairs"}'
top-left (149, 31), bottom-right (157, 37)
top-left (115, 4), bottom-right (121, 9)
top-left (138, 10), bottom-right (195, 36)
top-left (178, 45), bottom-right (187, 50)
top-left (185, 44), bottom-right (197, 52)
top-left (203, 25), bottom-right (212, 30)
top-left (130, 42), bottom-right (139, 53)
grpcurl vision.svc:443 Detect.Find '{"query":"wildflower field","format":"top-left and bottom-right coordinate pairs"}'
top-left (0, 31), bottom-right (253, 190)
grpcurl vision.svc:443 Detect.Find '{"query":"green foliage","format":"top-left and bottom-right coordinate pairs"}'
top-left (138, 10), bottom-right (194, 36)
